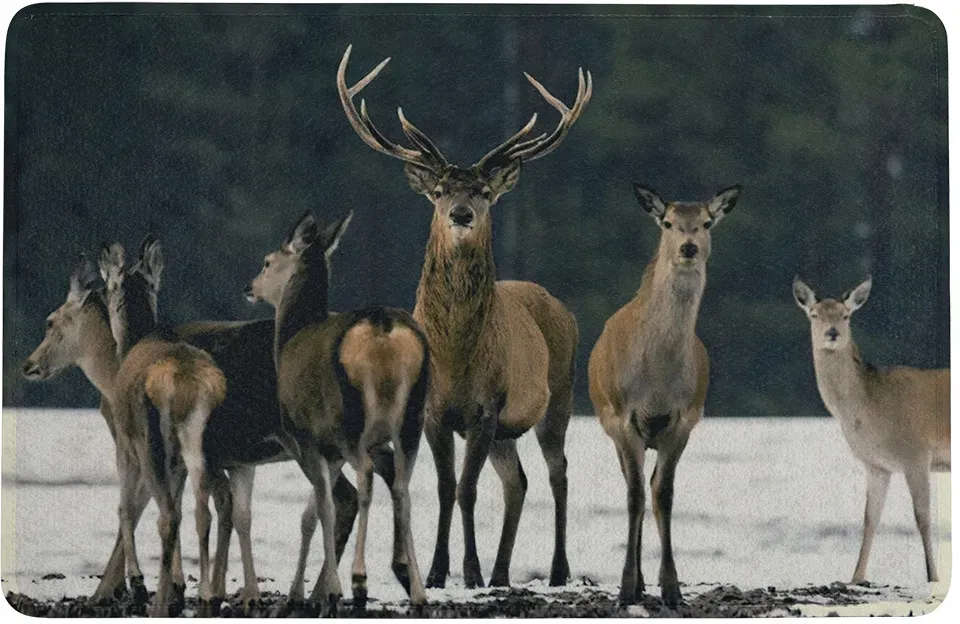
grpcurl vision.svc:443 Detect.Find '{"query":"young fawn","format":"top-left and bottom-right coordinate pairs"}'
top-left (588, 183), bottom-right (741, 606)
top-left (794, 277), bottom-right (950, 583)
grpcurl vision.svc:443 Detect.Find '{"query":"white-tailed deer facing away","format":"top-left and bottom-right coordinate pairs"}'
top-left (246, 211), bottom-right (430, 611)
top-left (24, 257), bottom-right (364, 606)
top-left (588, 183), bottom-right (741, 607)
top-left (337, 44), bottom-right (587, 589)
top-left (793, 277), bottom-right (950, 583)
top-left (99, 237), bottom-right (227, 614)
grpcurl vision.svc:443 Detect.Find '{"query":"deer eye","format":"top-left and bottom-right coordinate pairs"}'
top-left (263, 259), bottom-right (271, 269)
top-left (46, 318), bottom-right (54, 329)
top-left (481, 188), bottom-right (493, 200)
top-left (433, 187), bottom-right (444, 198)
top-left (842, 314), bottom-right (850, 320)
top-left (810, 312), bottom-right (818, 318)
top-left (662, 221), bottom-right (673, 229)
top-left (703, 220), bottom-right (713, 230)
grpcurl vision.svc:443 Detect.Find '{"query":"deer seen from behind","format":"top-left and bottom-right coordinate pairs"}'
top-left (99, 237), bottom-right (227, 615)
top-left (246, 210), bottom-right (430, 612)
top-left (793, 277), bottom-right (950, 584)
top-left (588, 183), bottom-right (741, 607)
top-left (337, 44), bottom-right (587, 589)
top-left (22, 255), bottom-right (368, 607)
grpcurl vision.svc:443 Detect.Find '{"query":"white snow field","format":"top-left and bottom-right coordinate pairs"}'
top-left (1, 409), bottom-right (951, 615)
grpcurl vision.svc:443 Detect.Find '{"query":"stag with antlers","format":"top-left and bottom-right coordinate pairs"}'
top-left (337, 45), bottom-right (590, 588)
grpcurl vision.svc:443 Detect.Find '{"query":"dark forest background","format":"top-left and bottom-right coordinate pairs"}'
top-left (3, 4), bottom-right (949, 415)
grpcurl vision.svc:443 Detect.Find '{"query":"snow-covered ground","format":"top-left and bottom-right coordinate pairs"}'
top-left (1, 409), bottom-right (950, 615)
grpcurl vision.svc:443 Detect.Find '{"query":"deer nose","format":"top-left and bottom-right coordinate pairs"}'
top-left (22, 360), bottom-right (41, 378)
top-left (450, 206), bottom-right (474, 227)
top-left (680, 242), bottom-right (699, 258)
top-left (826, 327), bottom-right (840, 341)
top-left (243, 283), bottom-right (259, 303)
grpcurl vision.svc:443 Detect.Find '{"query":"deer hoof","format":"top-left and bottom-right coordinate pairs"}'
top-left (661, 584), bottom-right (682, 608)
top-left (129, 576), bottom-right (149, 605)
top-left (426, 566), bottom-right (447, 589)
top-left (463, 564), bottom-right (485, 590)
top-left (549, 560), bottom-right (570, 586)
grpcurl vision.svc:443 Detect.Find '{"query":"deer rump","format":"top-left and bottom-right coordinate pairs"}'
top-left (271, 307), bottom-right (430, 455)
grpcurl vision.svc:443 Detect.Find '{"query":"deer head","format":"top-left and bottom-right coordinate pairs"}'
top-left (23, 255), bottom-right (107, 381)
top-left (244, 211), bottom-right (353, 308)
top-left (337, 45), bottom-right (592, 249)
top-left (794, 277), bottom-right (872, 351)
top-left (633, 184), bottom-right (741, 273)
top-left (98, 235), bottom-right (164, 356)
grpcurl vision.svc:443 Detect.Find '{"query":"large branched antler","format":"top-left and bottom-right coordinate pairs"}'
top-left (337, 45), bottom-right (449, 171)
top-left (475, 68), bottom-right (593, 171)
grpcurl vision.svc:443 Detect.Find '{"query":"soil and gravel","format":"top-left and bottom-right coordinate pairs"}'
top-left (4, 579), bottom-right (940, 618)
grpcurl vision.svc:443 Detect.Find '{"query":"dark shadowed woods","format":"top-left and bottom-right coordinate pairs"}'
top-left (3, 4), bottom-right (948, 415)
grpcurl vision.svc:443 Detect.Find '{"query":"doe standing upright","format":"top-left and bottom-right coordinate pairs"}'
top-left (793, 277), bottom-right (950, 583)
top-left (588, 183), bottom-right (741, 606)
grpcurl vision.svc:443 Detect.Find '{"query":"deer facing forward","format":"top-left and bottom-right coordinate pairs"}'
top-left (337, 44), bottom-right (586, 589)
top-left (588, 183), bottom-right (741, 607)
top-left (793, 277), bottom-right (950, 583)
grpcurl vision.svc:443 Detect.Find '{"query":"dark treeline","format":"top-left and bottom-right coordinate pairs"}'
top-left (3, 5), bottom-right (948, 415)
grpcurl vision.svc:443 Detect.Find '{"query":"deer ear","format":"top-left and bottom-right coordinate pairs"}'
top-left (98, 242), bottom-right (125, 289)
top-left (137, 235), bottom-right (164, 291)
top-left (322, 211), bottom-right (353, 258)
top-left (707, 185), bottom-right (741, 224)
top-left (633, 183), bottom-right (666, 221)
top-left (284, 211), bottom-right (319, 255)
top-left (488, 158), bottom-right (522, 199)
top-left (68, 254), bottom-right (101, 305)
top-left (843, 277), bottom-right (872, 313)
top-left (792, 276), bottom-right (817, 314)
top-left (404, 163), bottom-right (438, 197)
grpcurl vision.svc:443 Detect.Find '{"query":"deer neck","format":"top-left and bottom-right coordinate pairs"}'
top-left (112, 283), bottom-right (157, 358)
top-left (415, 219), bottom-right (497, 370)
top-left (811, 340), bottom-right (870, 418)
top-left (78, 302), bottom-right (120, 398)
top-left (636, 252), bottom-right (705, 344)
top-left (274, 258), bottom-right (330, 365)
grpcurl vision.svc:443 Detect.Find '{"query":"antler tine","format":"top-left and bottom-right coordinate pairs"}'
top-left (507, 68), bottom-right (593, 163)
top-left (473, 113), bottom-right (540, 171)
top-left (398, 108), bottom-right (449, 168)
top-left (337, 45), bottom-right (430, 166)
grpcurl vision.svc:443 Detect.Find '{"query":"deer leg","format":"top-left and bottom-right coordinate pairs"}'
top-left (209, 468), bottom-right (233, 599)
top-left (487, 439), bottom-right (527, 587)
top-left (333, 471), bottom-right (360, 563)
top-left (425, 423), bottom-right (456, 588)
top-left (177, 404), bottom-right (215, 605)
top-left (650, 424), bottom-right (690, 608)
top-left (852, 465), bottom-right (890, 583)
top-left (351, 451), bottom-right (375, 609)
top-left (168, 462), bottom-right (189, 608)
top-left (304, 453), bottom-right (344, 614)
top-left (94, 475), bottom-right (150, 602)
top-left (291, 468), bottom-right (359, 598)
top-left (391, 433), bottom-right (427, 605)
top-left (288, 493), bottom-right (316, 602)
top-left (618, 423), bottom-right (646, 605)
top-left (535, 407), bottom-right (571, 587)
top-left (225, 465), bottom-right (260, 601)
top-left (459, 415), bottom-right (496, 589)
top-left (116, 451), bottom-right (149, 605)
top-left (904, 462), bottom-right (938, 582)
